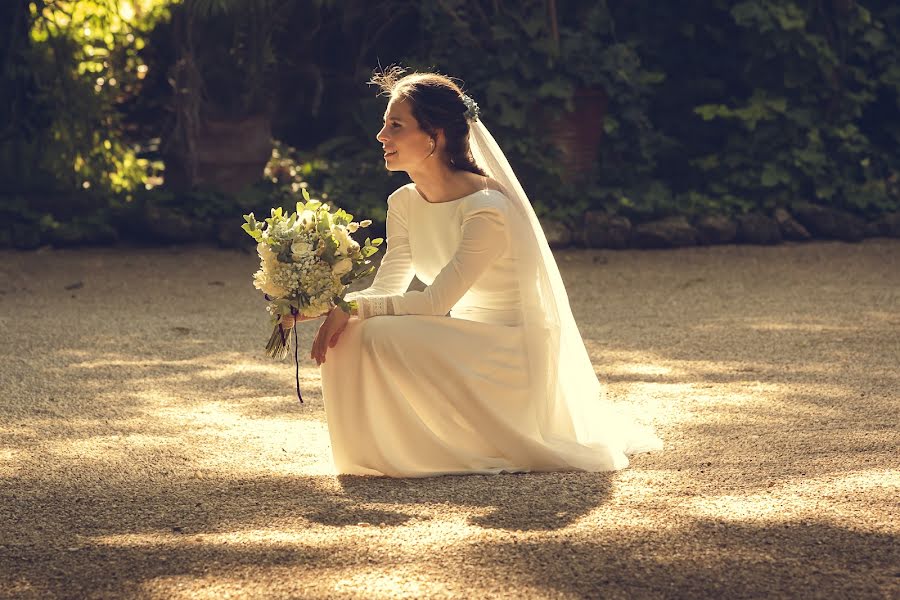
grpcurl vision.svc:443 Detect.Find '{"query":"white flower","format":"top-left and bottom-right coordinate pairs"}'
top-left (257, 242), bottom-right (280, 270)
top-left (298, 210), bottom-right (316, 229)
top-left (257, 241), bottom-right (273, 258)
top-left (299, 301), bottom-right (329, 318)
top-left (290, 240), bottom-right (313, 260)
top-left (348, 222), bottom-right (359, 233)
top-left (332, 257), bottom-right (352, 276)
top-left (252, 269), bottom-right (288, 298)
top-left (333, 226), bottom-right (355, 256)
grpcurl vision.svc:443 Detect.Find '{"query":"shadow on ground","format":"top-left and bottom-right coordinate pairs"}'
top-left (1, 242), bottom-right (898, 598)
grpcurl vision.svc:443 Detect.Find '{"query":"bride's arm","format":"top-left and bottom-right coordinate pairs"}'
top-left (353, 202), bottom-right (508, 319)
top-left (344, 190), bottom-right (416, 302)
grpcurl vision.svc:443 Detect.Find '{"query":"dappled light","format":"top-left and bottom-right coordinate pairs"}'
top-left (1, 243), bottom-right (898, 596)
top-left (683, 469), bottom-right (899, 524)
top-left (2, 0), bottom-right (899, 595)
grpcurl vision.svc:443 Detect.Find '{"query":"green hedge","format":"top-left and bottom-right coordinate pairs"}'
top-left (2, 0), bottom-right (898, 246)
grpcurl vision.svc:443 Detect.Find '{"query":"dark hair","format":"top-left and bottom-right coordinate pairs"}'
top-left (369, 66), bottom-right (486, 176)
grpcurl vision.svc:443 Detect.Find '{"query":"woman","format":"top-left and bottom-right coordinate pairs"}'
top-left (284, 68), bottom-right (662, 477)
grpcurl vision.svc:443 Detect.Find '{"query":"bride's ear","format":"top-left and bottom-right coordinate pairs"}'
top-left (434, 129), bottom-right (446, 151)
top-left (426, 130), bottom-right (444, 158)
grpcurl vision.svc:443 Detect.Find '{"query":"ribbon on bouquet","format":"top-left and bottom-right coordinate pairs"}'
top-left (293, 324), bottom-right (302, 403)
top-left (267, 297), bottom-right (304, 404)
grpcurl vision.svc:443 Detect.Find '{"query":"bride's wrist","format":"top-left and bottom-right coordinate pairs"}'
top-left (334, 299), bottom-right (358, 316)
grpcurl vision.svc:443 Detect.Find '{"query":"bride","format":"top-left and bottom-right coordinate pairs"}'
top-left (282, 67), bottom-right (662, 477)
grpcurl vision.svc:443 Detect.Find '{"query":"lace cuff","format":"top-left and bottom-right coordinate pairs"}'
top-left (357, 296), bottom-right (396, 319)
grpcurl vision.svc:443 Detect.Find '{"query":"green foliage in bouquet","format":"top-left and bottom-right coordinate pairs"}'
top-left (241, 187), bottom-right (383, 360)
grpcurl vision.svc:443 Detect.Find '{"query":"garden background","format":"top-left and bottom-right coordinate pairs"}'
top-left (2, 4), bottom-right (899, 597)
top-left (1, 0), bottom-right (899, 249)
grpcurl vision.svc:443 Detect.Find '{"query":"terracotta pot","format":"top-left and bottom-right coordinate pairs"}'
top-left (165, 114), bottom-right (273, 192)
top-left (548, 88), bottom-right (607, 181)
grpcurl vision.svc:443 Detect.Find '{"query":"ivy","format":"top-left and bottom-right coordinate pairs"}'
top-left (3, 0), bottom-right (899, 246)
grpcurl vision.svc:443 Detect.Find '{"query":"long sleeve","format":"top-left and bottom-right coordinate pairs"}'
top-left (355, 203), bottom-right (509, 319)
top-left (345, 191), bottom-right (415, 302)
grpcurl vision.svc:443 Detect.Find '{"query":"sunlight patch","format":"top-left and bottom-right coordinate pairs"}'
top-left (139, 574), bottom-right (275, 600)
top-left (682, 469), bottom-right (900, 524)
top-left (193, 361), bottom-right (290, 380)
top-left (0, 447), bottom-right (22, 476)
top-left (607, 362), bottom-right (676, 376)
top-left (94, 512), bottom-right (496, 551)
top-left (742, 319), bottom-right (860, 332)
top-left (332, 568), bottom-right (453, 598)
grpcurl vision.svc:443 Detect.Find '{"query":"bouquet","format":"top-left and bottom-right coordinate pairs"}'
top-left (242, 189), bottom-right (383, 400)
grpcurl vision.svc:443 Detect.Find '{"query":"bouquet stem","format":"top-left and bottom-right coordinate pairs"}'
top-left (265, 324), bottom-right (292, 360)
top-left (264, 323), bottom-right (304, 403)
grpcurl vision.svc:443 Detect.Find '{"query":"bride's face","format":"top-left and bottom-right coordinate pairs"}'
top-left (376, 96), bottom-right (434, 172)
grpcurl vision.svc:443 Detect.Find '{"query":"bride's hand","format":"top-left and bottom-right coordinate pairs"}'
top-left (311, 306), bottom-right (350, 366)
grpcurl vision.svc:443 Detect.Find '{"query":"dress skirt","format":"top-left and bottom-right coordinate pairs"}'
top-left (320, 315), bottom-right (633, 477)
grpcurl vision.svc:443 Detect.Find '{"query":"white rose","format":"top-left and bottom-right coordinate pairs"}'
top-left (290, 240), bottom-right (313, 259)
top-left (332, 257), bottom-right (353, 276)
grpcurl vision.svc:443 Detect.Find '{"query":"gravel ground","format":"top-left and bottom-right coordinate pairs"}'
top-left (0, 240), bottom-right (898, 599)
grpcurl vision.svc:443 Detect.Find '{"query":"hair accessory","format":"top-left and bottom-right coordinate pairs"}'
top-left (461, 94), bottom-right (480, 121)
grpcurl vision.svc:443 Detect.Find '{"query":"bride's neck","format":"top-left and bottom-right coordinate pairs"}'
top-left (407, 162), bottom-right (467, 203)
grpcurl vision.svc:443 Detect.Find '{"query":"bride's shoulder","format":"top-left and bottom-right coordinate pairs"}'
top-left (386, 183), bottom-right (417, 207)
top-left (462, 175), bottom-right (512, 210)
top-left (459, 172), bottom-right (508, 196)
top-left (389, 183), bottom-right (417, 198)
top-left (482, 176), bottom-right (510, 198)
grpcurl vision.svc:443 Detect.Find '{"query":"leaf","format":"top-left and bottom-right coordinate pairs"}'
top-left (773, 6), bottom-right (806, 30)
top-left (536, 79), bottom-right (575, 100)
top-left (863, 29), bottom-right (887, 48)
top-left (694, 104), bottom-right (729, 121)
top-left (603, 116), bottom-right (620, 134)
top-left (241, 223), bottom-right (262, 240)
top-left (815, 185), bottom-right (836, 199)
top-left (692, 155), bottom-right (720, 171)
top-left (760, 165), bottom-right (779, 187)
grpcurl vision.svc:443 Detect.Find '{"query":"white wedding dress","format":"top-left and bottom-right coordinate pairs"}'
top-left (320, 183), bottom-right (661, 477)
